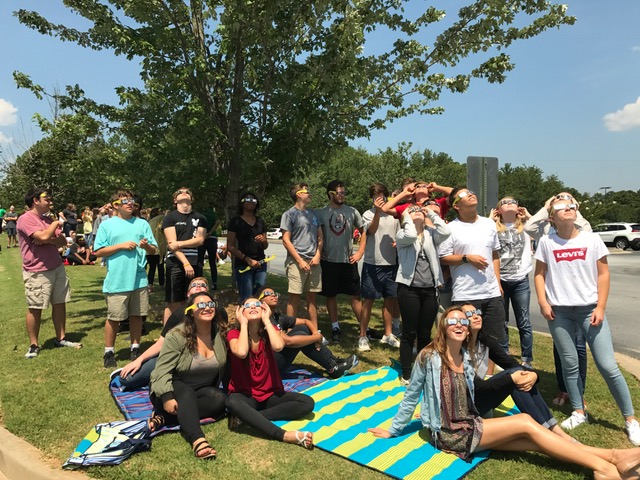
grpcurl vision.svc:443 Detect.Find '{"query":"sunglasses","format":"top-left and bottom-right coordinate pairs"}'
top-left (184, 301), bottom-right (217, 314)
top-left (555, 194), bottom-right (573, 201)
top-left (241, 198), bottom-right (258, 203)
top-left (446, 318), bottom-right (470, 326)
top-left (176, 189), bottom-right (191, 194)
top-left (113, 198), bottom-right (139, 207)
top-left (258, 291), bottom-right (279, 300)
top-left (500, 199), bottom-right (518, 206)
top-left (296, 189), bottom-right (310, 195)
top-left (552, 203), bottom-right (577, 211)
top-left (424, 200), bottom-right (439, 207)
top-left (453, 190), bottom-right (475, 206)
top-left (188, 282), bottom-right (208, 290)
top-left (414, 183), bottom-right (429, 189)
top-left (407, 206), bottom-right (424, 214)
top-left (464, 309), bottom-right (482, 318)
top-left (329, 190), bottom-right (347, 197)
top-left (242, 301), bottom-right (263, 309)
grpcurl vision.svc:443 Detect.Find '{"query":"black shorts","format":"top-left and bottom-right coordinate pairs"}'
top-left (165, 261), bottom-right (203, 303)
top-left (320, 260), bottom-right (360, 297)
top-left (360, 263), bottom-right (398, 299)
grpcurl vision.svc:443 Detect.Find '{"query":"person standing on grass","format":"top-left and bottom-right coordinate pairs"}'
top-left (94, 189), bottom-right (157, 369)
top-left (316, 180), bottom-right (365, 344)
top-left (534, 196), bottom-right (640, 445)
top-left (280, 182), bottom-right (323, 328)
top-left (162, 187), bottom-right (208, 323)
top-left (4, 206), bottom-right (19, 248)
top-left (358, 183), bottom-right (401, 352)
top-left (17, 188), bottom-right (82, 358)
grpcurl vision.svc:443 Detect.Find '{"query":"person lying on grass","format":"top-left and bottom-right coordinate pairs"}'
top-left (258, 286), bottom-right (358, 379)
top-left (369, 306), bottom-right (640, 480)
top-left (225, 297), bottom-right (315, 450)
top-left (148, 292), bottom-right (228, 460)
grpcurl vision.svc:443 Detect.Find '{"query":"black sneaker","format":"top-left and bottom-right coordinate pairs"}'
top-left (328, 354), bottom-right (359, 379)
top-left (332, 327), bottom-right (341, 344)
top-left (366, 328), bottom-right (383, 340)
top-left (25, 344), bottom-right (40, 359)
top-left (130, 347), bottom-right (140, 361)
top-left (103, 351), bottom-right (117, 368)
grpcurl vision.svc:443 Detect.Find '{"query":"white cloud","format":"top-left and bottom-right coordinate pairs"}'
top-left (0, 99), bottom-right (18, 126)
top-left (603, 97), bottom-right (640, 131)
top-left (0, 131), bottom-right (13, 144)
top-left (633, 46), bottom-right (640, 52)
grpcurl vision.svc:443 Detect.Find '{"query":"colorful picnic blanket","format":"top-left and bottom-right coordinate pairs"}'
top-left (275, 364), bottom-right (518, 480)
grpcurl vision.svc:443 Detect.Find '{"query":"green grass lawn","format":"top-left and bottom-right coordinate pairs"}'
top-left (1, 246), bottom-right (639, 479)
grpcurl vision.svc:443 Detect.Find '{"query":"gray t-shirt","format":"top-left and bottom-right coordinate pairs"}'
top-left (362, 208), bottom-right (398, 266)
top-left (317, 205), bottom-right (363, 264)
top-left (182, 352), bottom-right (220, 390)
top-left (411, 246), bottom-right (435, 288)
top-left (280, 206), bottom-right (320, 261)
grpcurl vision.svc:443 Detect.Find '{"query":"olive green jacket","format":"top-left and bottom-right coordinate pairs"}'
top-left (150, 323), bottom-right (228, 403)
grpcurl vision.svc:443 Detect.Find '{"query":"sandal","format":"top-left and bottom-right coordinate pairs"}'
top-left (228, 414), bottom-right (243, 430)
top-left (295, 431), bottom-right (314, 450)
top-left (193, 438), bottom-right (217, 460)
top-left (552, 392), bottom-right (569, 406)
top-left (147, 412), bottom-right (166, 433)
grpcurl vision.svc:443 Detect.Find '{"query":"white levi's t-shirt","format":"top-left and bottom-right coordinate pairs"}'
top-left (534, 231), bottom-right (609, 307)
top-left (438, 216), bottom-right (501, 301)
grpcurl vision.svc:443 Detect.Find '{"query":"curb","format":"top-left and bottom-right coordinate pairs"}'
top-left (0, 427), bottom-right (89, 480)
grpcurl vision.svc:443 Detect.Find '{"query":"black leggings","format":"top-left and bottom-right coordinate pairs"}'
top-left (397, 284), bottom-right (438, 380)
top-left (146, 254), bottom-right (164, 286)
top-left (151, 380), bottom-right (227, 444)
top-left (274, 325), bottom-right (337, 372)
top-left (225, 391), bottom-right (315, 441)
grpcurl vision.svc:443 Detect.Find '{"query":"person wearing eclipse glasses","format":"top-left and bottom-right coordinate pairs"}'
top-left (227, 191), bottom-right (269, 301)
top-left (94, 189), bottom-right (157, 369)
top-left (534, 196), bottom-right (640, 445)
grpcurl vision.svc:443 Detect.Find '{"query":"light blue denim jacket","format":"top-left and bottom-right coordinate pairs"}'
top-left (395, 210), bottom-right (450, 287)
top-left (388, 349), bottom-right (476, 441)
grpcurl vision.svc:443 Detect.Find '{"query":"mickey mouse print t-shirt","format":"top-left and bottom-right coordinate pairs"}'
top-left (534, 231), bottom-right (608, 307)
top-left (162, 210), bottom-right (208, 266)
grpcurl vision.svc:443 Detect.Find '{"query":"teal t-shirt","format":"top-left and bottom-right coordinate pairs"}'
top-left (94, 216), bottom-right (158, 293)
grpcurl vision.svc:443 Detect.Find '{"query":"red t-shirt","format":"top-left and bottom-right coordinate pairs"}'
top-left (17, 211), bottom-right (64, 272)
top-left (394, 196), bottom-right (449, 219)
top-left (227, 328), bottom-right (284, 402)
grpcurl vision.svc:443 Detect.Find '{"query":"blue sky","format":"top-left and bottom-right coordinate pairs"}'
top-left (1, 1), bottom-right (639, 195)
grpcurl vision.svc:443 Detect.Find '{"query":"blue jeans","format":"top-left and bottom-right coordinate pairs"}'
top-left (235, 263), bottom-right (268, 302)
top-left (500, 278), bottom-right (533, 362)
top-left (549, 305), bottom-right (634, 416)
top-left (120, 356), bottom-right (157, 390)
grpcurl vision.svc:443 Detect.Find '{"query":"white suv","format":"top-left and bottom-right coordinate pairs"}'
top-left (593, 223), bottom-right (640, 250)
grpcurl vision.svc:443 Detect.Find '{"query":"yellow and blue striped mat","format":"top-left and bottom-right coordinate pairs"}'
top-left (276, 365), bottom-right (518, 479)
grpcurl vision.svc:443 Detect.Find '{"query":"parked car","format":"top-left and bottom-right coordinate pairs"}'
top-left (593, 223), bottom-right (640, 250)
top-left (266, 227), bottom-right (283, 240)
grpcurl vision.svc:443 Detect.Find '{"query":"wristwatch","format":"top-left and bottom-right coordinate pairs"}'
top-left (462, 255), bottom-right (468, 264)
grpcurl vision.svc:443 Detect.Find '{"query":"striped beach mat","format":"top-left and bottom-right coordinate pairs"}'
top-left (275, 364), bottom-right (518, 480)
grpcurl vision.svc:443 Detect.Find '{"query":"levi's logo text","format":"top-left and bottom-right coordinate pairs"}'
top-left (553, 247), bottom-right (587, 262)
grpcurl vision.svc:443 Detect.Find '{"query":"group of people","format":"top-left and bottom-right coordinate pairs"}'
top-left (13, 179), bottom-right (640, 475)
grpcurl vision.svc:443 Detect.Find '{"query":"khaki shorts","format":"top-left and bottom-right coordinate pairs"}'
top-left (23, 265), bottom-right (71, 309)
top-left (105, 287), bottom-right (149, 321)
top-left (286, 261), bottom-right (322, 294)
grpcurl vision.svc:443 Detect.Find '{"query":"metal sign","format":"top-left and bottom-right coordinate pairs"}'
top-left (466, 157), bottom-right (499, 217)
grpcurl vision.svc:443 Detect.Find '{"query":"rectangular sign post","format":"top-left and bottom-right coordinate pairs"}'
top-left (466, 156), bottom-right (499, 217)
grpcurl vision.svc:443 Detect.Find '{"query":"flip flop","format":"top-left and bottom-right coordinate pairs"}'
top-left (295, 431), bottom-right (314, 450)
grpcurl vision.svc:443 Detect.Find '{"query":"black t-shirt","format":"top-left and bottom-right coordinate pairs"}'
top-left (228, 215), bottom-right (266, 269)
top-left (162, 210), bottom-right (208, 266)
top-left (63, 209), bottom-right (77, 226)
top-left (161, 307), bottom-right (228, 337)
top-left (270, 312), bottom-right (296, 332)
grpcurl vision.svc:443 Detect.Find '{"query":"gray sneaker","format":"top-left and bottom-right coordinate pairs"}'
top-left (103, 351), bottom-right (117, 368)
top-left (54, 338), bottom-right (82, 349)
top-left (25, 344), bottom-right (40, 359)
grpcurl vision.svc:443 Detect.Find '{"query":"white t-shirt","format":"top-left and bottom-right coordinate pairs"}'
top-left (498, 224), bottom-right (532, 282)
top-left (362, 208), bottom-right (398, 266)
top-left (534, 231), bottom-right (608, 307)
top-left (439, 216), bottom-right (501, 301)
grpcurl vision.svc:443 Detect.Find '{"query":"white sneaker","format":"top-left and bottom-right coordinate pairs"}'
top-left (561, 411), bottom-right (588, 430)
top-left (398, 376), bottom-right (410, 387)
top-left (626, 419), bottom-right (640, 446)
top-left (380, 334), bottom-right (401, 348)
top-left (357, 336), bottom-right (371, 352)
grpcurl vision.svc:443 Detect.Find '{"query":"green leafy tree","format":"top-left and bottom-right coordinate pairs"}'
top-left (14, 1), bottom-right (575, 219)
